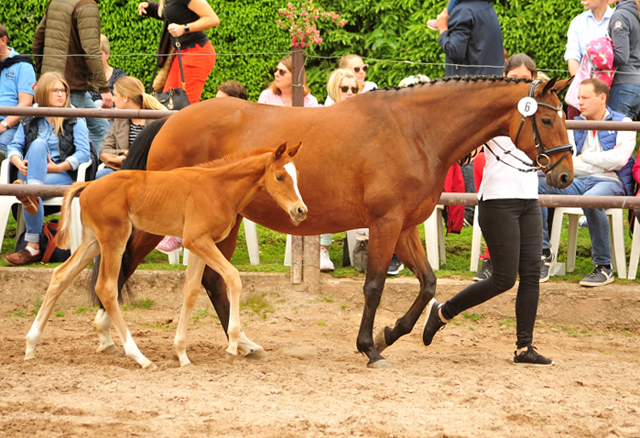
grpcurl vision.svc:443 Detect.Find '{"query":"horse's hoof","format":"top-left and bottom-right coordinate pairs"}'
top-left (367, 359), bottom-right (393, 369)
top-left (97, 344), bottom-right (119, 355)
top-left (374, 328), bottom-right (389, 354)
top-left (244, 347), bottom-right (267, 361)
top-left (226, 352), bottom-right (237, 363)
top-left (24, 352), bottom-right (35, 361)
top-left (180, 361), bottom-right (193, 368)
top-left (142, 362), bottom-right (158, 371)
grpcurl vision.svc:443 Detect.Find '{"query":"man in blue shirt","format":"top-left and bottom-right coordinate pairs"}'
top-left (0, 23), bottom-right (36, 161)
top-left (564, 0), bottom-right (614, 118)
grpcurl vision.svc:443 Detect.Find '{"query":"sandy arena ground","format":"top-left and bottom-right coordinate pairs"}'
top-left (1, 268), bottom-right (640, 438)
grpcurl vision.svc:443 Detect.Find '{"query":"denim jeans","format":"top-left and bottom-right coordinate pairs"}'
top-left (70, 90), bottom-right (109, 153)
top-left (608, 83), bottom-right (640, 119)
top-left (95, 167), bottom-right (114, 179)
top-left (0, 125), bottom-right (18, 155)
top-left (18, 139), bottom-right (73, 242)
top-left (538, 175), bottom-right (624, 266)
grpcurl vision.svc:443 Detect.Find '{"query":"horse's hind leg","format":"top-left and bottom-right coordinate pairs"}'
top-left (174, 254), bottom-right (207, 367)
top-left (375, 226), bottom-right (436, 353)
top-left (25, 231), bottom-right (101, 360)
top-left (96, 240), bottom-right (154, 369)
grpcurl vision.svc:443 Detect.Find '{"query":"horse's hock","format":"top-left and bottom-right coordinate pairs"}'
top-left (2, 267), bottom-right (639, 332)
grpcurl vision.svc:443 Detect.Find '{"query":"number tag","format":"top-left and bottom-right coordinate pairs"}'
top-left (518, 97), bottom-right (538, 117)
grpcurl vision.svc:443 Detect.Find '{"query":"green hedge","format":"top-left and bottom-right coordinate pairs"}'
top-left (1, 0), bottom-right (583, 102)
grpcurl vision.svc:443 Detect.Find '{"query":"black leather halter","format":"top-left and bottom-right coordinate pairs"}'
top-left (513, 80), bottom-right (573, 173)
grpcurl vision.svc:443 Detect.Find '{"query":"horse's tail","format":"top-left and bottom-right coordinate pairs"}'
top-left (58, 182), bottom-right (91, 250)
top-left (121, 116), bottom-right (169, 170)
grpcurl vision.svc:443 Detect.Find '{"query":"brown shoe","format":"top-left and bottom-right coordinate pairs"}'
top-left (5, 248), bottom-right (42, 266)
top-left (13, 180), bottom-right (39, 215)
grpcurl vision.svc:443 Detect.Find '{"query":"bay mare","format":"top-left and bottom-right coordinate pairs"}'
top-left (99, 76), bottom-right (574, 368)
top-left (25, 143), bottom-right (307, 369)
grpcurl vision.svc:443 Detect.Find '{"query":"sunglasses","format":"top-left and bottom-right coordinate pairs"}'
top-left (274, 68), bottom-right (289, 76)
top-left (353, 65), bottom-right (369, 73)
top-left (340, 86), bottom-right (359, 93)
top-left (50, 88), bottom-right (68, 95)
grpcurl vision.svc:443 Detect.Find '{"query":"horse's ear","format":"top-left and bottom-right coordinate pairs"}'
top-left (538, 77), bottom-right (558, 96)
top-left (550, 76), bottom-right (574, 94)
top-left (287, 141), bottom-right (303, 158)
top-left (274, 141), bottom-right (288, 159)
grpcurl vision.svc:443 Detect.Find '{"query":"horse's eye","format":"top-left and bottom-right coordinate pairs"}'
top-left (541, 118), bottom-right (553, 127)
top-left (276, 174), bottom-right (285, 181)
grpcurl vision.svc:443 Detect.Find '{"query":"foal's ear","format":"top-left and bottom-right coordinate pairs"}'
top-left (287, 141), bottom-right (303, 158)
top-left (274, 141), bottom-right (288, 159)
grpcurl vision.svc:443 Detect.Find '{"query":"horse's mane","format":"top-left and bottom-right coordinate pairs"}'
top-left (194, 147), bottom-right (275, 169)
top-left (373, 75), bottom-right (534, 92)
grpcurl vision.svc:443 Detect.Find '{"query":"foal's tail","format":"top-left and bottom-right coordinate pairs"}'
top-left (58, 182), bottom-right (91, 250)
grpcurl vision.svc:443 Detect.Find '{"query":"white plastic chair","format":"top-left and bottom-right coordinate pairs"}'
top-left (424, 205), bottom-right (446, 269)
top-left (626, 215), bottom-right (640, 280)
top-left (0, 158), bottom-right (92, 254)
top-left (549, 207), bottom-right (626, 279)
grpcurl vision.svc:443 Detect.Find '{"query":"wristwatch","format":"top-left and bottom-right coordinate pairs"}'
top-left (0, 120), bottom-right (8, 129)
top-left (184, 24), bottom-right (190, 33)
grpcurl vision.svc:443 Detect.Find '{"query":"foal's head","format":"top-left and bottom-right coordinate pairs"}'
top-left (264, 141), bottom-right (307, 225)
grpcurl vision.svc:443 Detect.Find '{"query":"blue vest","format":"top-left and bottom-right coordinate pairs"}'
top-left (573, 109), bottom-right (635, 195)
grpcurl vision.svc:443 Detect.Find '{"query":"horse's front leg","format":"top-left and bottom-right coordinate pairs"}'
top-left (187, 237), bottom-right (243, 362)
top-left (174, 254), bottom-right (207, 366)
top-left (375, 225), bottom-right (436, 354)
top-left (357, 224), bottom-right (402, 368)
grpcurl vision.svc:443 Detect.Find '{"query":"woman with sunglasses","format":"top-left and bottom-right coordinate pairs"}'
top-left (325, 54), bottom-right (377, 106)
top-left (316, 69), bottom-right (360, 271)
top-left (258, 56), bottom-right (319, 107)
top-left (421, 54), bottom-right (554, 367)
top-left (5, 72), bottom-right (91, 266)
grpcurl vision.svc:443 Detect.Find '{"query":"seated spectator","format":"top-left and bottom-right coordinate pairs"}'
top-left (4, 72), bottom-right (91, 266)
top-left (96, 76), bottom-right (165, 179)
top-left (318, 69), bottom-right (360, 271)
top-left (89, 34), bottom-right (127, 108)
top-left (258, 56), bottom-right (318, 107)
top-left (539, 77), bottom-right (636, 287)
top-left (325, 54), bottom-right (377, 106)
top-left (0, 22), bottom-right (37, 162)
top-left (215, 80), bottom-right (248, 100)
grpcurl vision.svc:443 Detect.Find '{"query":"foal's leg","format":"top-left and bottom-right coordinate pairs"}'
top-left (25, 230), bottom-right (101, 360)
top-left (174, 254), bottom-right (207, 367)
top-left (96, 240), bottom-right (154, 369)
top-left (188, 239), bottom-right (243, 362)
top-left (374, 226), bottom-right (436, 353)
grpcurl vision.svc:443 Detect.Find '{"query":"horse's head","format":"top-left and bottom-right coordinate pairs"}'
top-left (508, 77), bottom-right (574, 189)
top-left (265, 141), bottom-right (308, 225)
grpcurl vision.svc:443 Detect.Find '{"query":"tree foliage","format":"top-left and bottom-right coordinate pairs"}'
top-left (0, 0), bottom-right (583, 102)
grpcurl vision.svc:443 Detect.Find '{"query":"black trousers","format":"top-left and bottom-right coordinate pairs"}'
top-left (441, 198), bottom-right (542, 348)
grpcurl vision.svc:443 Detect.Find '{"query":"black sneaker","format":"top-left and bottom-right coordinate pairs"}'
top-left (513, 345), bottom-right (555, 367)
top-left (473, 258), bottom-right (492, 281)
top-left (387, 253), bottom-right (404, 275)
top-left (422, 299), bottom-right (446, 346)
top-left (579, 265), bottom-right (614, 287)
top-left (540, 252), bottom-right (554, 283)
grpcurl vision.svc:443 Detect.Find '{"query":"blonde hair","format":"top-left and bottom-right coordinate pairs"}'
top-left (34, 72), bottom-right (69, 135)
top-left (267, 55), bottom-right (311, 96)
top-left (114, 76), bottom-right (165, 110)
top-left (158, 0), bottom-right (166, 17)
top-left (338, 54), bottom-right (363, 69)
top-left (326, 69), bottom-right (359, 103)
top-left (100, 34), bottom-right (110, 54)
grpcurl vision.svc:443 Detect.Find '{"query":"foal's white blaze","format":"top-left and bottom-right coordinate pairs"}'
top-left (284, 162), bottom-right (303, 202)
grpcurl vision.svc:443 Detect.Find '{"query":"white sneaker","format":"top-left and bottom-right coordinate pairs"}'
top-left (320, 246), bottom-right (334, 271)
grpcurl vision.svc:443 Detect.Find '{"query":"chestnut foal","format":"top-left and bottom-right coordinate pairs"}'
top-left (24, 142), bottom-right (306, 369)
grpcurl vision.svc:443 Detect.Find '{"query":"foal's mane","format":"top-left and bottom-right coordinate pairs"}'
top-left (194, 147), bottom-right (275, 169)
top-left (374, 75), bottom-right (533, 92)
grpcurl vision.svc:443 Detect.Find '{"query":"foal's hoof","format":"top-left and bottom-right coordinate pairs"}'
top-left (142, 362), bottom-right (158, 371)
top-left (24, 352), bottom-right (35, 361)
top-left (244, 347), bottom-right (267, 361)
top-left (367, 359), bottom-right (393, 369)
top-left (97, 344), bottom-right (119, 355)
top-left (374, 328), bottom-right (389, 354)
top-left (226, 352), bottom-right (237, 364)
